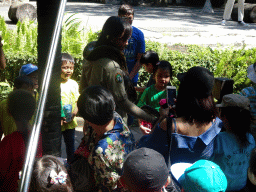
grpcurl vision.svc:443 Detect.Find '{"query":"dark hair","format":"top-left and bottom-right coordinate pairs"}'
top-left (176, 82), bottom-right (217, 124)
top-left (14, 75), bottom-right (34, 89)
top-left (95, 16), bottom-right (132, 49)
top-left (30, 155), bottom-right (73, 192)
top-left (118, 4), bottom-right (134, 16)
top-left (220, 106), bottom-right (251, 147)
top-left (249, 148), bottom-right (256, 176)
top-left (8, 89), bottom-right (36, 121)
top-left (77, 86), bottom-right (116, 125)
top-left (155, 61), bottom-right (173, 79)
top-left (61, 53), bottom-right (75, 64)
top-left (140, 51), bottom-right (159, 74)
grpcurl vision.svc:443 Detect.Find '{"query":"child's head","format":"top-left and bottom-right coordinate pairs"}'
top-left (217, 94), bottom-right (251, 147)
top-left (14, 75), bottom-right (34, 93)
top-left (154, 61), bottom-right (173, 90)
top-left (118, 4), bottom-right (134, 25)
top-left (61, 53), bottom-right (75, 82)
top-left (171, 160), bottom-right (227, 192)
top-left (8, 89), bottom-right (36, 122)
top-left (77, 85), bottom-right (115, 126)
top-left (140, 51), bottom-right (159, 74)
top-left (30, 155), bottom-right (73, 192)
top-left (19, 63), bottom-right (38, 89)
top-left (248, 148), bottom-right (256, 186)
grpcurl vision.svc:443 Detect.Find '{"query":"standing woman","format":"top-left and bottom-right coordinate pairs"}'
top-left (80, 16), bottom-right (156, 124)
top-left (138, 67), bottom-right (222, 165)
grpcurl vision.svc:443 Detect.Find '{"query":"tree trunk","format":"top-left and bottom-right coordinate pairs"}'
top-left (231, 3), bottom-right (256, 23)
top-left (8, 2), bottom-right (37, 23)
top-left (202, 0), bottom-right (214, 13)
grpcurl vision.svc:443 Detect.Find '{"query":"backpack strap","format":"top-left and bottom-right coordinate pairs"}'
top-left (166, 116), bottom-right (173, 170)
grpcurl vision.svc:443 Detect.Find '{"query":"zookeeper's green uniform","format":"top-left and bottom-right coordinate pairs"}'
top-left (80, 50), bottom-right (128, 122)
top-left (80, 45), bottom-right (156, 124)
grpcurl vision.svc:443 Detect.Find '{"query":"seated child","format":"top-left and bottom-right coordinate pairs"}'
top-left (137, 61), bottom-right (173, 112)
top-left (30, 155), bottom-right (73, 192)
top-left (0, 90), bottom-right (41, 192)
top-left (171, 160), bottom-right (227, 192)
top-left (136, 50), bottom-right (159, 93)
top-left (212, 94), bottom-right (256, 191)
top-left (0, 76), bottom-right (34, 139)
top-left (137, 61), bottom-right (173, 134)
top-left (120, 147), bottom-right (180, 192)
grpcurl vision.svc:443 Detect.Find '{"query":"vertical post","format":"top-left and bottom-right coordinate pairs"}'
top-left (37, 0), bottom-right (62, 157)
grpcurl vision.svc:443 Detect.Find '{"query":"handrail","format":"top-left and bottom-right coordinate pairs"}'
top-left (19, 0), bottom-right (67, 191)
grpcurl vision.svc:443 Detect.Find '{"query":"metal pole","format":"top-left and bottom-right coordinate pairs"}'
top-left (18, 0), bottom-right (67, 191)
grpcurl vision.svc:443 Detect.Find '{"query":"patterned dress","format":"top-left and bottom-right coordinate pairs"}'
top-left (75, 112), bottom-right (135, 192)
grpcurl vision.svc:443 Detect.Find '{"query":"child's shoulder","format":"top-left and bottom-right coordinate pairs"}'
top-left (68, 79), bottom-right (79, 85)
top-left (61, 79), bottom-right (78, 86)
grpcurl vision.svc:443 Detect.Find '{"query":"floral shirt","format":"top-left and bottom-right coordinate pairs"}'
top-left (75, 112), bottom-right (135, 192)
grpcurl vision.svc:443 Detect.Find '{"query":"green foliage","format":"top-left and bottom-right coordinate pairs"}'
top-left (1, 15), bottom-right (256, 95)
top-left (62, 14), bottom-right (86, 58)
top-left (0, 17), bottom-right (37, 55)
top-left (140, 41), bottom-right (256, 93)
top-left (0, 82), bottom-right (13, 101)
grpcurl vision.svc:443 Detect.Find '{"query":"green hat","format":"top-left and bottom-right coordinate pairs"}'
top-left (175, 160), bottom-right (227, 192)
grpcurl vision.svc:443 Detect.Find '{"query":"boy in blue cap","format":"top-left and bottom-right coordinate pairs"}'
top-left (19, 63), bottom-right (38, 89)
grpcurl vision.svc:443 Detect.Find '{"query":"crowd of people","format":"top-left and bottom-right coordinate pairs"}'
top-left (0, 3), bottom-right (256, 192)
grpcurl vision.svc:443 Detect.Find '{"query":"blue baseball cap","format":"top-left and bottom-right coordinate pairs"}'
top-left (19, 63), bottom-right (38, 76)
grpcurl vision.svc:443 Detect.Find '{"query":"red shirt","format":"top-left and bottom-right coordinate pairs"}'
top-left (0, 131), bottom-right (42, 191)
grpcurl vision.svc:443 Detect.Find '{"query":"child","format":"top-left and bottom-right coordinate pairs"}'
top-left (137, 61), bottom-right (173, 112)
top-left (139, 50), bottom-right (159, 91)
top-left (0, 89), bottom-right (39, 192)
top-left (171, 160), bottom-right (228, 192)
top-left (73, 85), bottom-right (135, 192)
top-left (19, 63), bottom-right (39, 99)
top-left (212, 94), bottom-right (256, 191)
top-left (118, 4), bottom-right (145, 87)
top-left (60, 53), bottom-right (79, 164)
top-left (240, 63), bottom-right (256, 141)
top-left (30, 155), bottom-right (73, 192)
top-left (0, 76), bottom-right (34, 139)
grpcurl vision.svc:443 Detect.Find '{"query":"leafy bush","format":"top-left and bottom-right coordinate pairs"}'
top-left (1, 16), bottom-right (256, 94)
top-left (138, 42), bottom-right (256, 93)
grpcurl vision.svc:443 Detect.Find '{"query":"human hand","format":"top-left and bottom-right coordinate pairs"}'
top-left (138, 119), bottom-right (152, 135)
top-left (61, 118), bottom-right (64, 126)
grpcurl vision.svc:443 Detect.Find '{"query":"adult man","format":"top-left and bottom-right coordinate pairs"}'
top-left (118, 4), bottom-right (145, 86)
top-left (119, 148), bottom-right (180, 192)
top-left (221, 0), bottom-right (247, 26)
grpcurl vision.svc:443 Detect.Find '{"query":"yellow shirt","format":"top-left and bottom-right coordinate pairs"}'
top-left (61, 79), bottom-right (80, 131)
top-left (0, 99), bottom-right (17, 136)
top-left (0, 99), bottom-right (35, 137)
